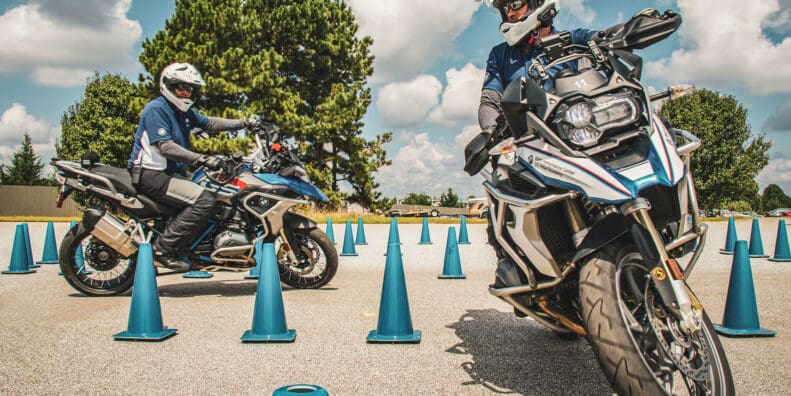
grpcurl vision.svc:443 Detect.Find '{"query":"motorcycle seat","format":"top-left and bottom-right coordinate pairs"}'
top-left (91, 165), bottom-right (137, 196)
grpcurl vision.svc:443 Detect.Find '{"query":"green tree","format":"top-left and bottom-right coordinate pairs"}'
top-left (762, 184), bottom-right (791, 211)
top-left (439, 188), bottom-right (460, 208)
top-left (1, 132), bottom-right (48, 185)
top-left (403, 192), bottom-right (433, 206)
top-left (661, 89), bottom-right (770, 210)
top-left (138, 0), bottom-right (390, 209)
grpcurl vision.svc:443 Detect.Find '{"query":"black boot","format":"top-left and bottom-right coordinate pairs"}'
top-left (154, 253), bottom-right (190, 272)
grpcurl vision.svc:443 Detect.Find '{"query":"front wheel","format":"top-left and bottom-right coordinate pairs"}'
top-left (59, 222), bottom-right (136, 296)
top-left (276, 227), bottom-right (338, 289)
top-left (579, 246), bottom-right (734, 395)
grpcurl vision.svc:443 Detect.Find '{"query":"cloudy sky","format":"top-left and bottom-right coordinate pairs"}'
top-left (1, 0), bottom-right (790, 201)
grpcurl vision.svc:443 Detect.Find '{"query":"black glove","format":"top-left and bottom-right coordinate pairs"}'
top-left (242, 117), bottom-right (261, 130)
top-left (199, 155), bottom-right (223, 170)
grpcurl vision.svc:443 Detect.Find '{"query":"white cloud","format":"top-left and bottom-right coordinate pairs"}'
top-left (764, 99), bottom-right (791, 131)
top-left (646, 0), bottom-right (791, 96)
top-left (764, 0), bottom-right (791, 33)
top-left (0, 0), bottom-right (141, 87)
top-left (757, 157), bottom-right (791, 193)
top-left (560, 0), bottom-right (596, 25)
top-left (377, 75), bottom-right (443, 128)
top-left (0, 103), bottom-right (60, 166)
top-left (346, 0), bottom-right (480, 84)
top-left (428, 63), bottom-right (485, 126)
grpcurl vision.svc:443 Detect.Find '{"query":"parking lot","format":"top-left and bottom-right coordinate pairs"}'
top-left (1, 220), bottom-right (789, 395)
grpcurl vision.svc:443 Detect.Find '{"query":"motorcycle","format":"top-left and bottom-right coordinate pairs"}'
top-left (464, 10), bottom-right (733, 395)
top-left (52, 120), bottom-right (338, 296)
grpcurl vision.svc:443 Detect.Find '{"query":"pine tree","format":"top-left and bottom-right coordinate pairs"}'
top-left (1, 132), bottom-right (47, 185)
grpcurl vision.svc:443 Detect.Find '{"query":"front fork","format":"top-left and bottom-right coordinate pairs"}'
top-left (621, 198), bottom-right (703, 335)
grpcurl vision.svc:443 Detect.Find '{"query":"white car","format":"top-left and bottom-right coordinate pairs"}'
top-left (766, 208), bottom-right (791, 217)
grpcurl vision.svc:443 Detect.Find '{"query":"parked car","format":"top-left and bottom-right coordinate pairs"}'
top-left (766, 208), bottom-right (791, 217)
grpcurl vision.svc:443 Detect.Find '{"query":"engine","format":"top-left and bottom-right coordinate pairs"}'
top-left (213, 230), bottom-right (250, 250)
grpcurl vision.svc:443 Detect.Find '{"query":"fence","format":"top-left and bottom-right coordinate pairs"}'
top-left (0, 185), bottom-right (82, 217)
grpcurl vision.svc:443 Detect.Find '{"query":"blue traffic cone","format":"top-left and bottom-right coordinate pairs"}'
top-left (769, 220), bottom-right (791, 262)
top-left (367, 242), bottom-right (421, 343)
top-left (384, 217), bottom-right (402, 256)
top-left (61, 221), bottom-right (91, 275)
top-left (183, 266), bottom-right (213, 278)
top-left (113, 242), bottom-right (177, 341)
top-left (272, 384), bottom-right (329, 396)
top-left (419, 217), bottom-right (432, 245)
top-left (242, 242), bottom-right (296, 342)
top-left (439, 227), bottom-right (466, 279)
top-left (37, 222), bottom-right (59, 264)
top-left (719, 217), bottom-right (737, 255)
top-left (340, 220), bottom-right (357, 256)
top-left (21, 223), bottom-right (40, 268)
top-left (713, 240), bottom-right (776, 337)
top-left (245, 239), bottom-right (265, 280)
top-left (325, 218), bottom-right (336, 245)
top-left (355, 217), bottom-right (367, 245)
top-left (458, 216), bottom-right (471, 245)
top-left (3, 224), bottom-right (36, 274)
top-left (748, 218), bottom-right (768, 258)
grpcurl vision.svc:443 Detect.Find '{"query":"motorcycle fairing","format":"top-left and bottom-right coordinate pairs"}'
top-left (516, 116), bottom-right (686, 204)
top-left (254, 173), bottom-right (329, 203)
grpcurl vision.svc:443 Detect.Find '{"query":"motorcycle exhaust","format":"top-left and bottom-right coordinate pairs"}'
top-left (81, 208), bottom-right (138, 258)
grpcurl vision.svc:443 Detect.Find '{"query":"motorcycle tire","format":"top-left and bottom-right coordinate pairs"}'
top-left (579, 245), bottom-right (734, 395)
top-left (277, 227), bottom-right (338, 289)
top-left (59, 222), bottom-right (136, 296)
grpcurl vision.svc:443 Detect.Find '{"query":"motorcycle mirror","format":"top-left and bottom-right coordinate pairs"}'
top-left (488, 137), bottom-right (516, 156)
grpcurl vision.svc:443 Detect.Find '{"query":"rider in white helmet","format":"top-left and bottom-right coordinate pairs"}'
top-left (128, 62), bottom-right (259, 271)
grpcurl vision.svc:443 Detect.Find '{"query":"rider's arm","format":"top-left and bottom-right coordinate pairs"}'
top-left (204, 116), bottom-right (246, 132)
top-left (157, 140), bottom-right (204, 165)
top-left (479, 46), bottom-right (506, 131)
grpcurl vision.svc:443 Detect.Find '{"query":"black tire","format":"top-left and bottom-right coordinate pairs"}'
top-left (277, 227), bottom-right (338, 289)
top-left (59, 222), bottom-right (136, 296)
top-left (579, 246), bottom-right (734, 395)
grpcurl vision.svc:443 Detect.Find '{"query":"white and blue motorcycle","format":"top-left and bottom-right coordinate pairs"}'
top-left (464, 10), bottom-right (733, 395)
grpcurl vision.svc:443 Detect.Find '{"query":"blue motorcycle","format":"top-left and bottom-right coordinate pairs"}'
top-left (52, 121), bottom-right (338, 296)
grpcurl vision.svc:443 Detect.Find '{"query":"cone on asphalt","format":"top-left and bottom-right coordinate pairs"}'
top-left (714, 240), bottom-right (776, 337)
top-left (183, 267), bottom-right (213, 279)
top-left (384, 217), bottom-right (402, 256)
top-left (113, 242), bottom-right (177, 341)
top-left (748, 218), bottom-right (768, 258)
top-left (244, 239), bottom-right (265, 280)
top-left (719, 217), bottom-right (738, 255)
top-left (72, 221), bottom-right (92, 275)
top-left (3, 224), bottom-right (36, 274)
top-left (367, 242), bottom-right (421, 343)
top-left (419, 217), bottom-right (432, 245)
top-left (355, 217), bottom-right (368, 245)
top-left (36, 222), bottom-right (59, 264)
top-left (769, 219), bottom-right (791, 262)
top-left (439, 227), bottom-right (466, 279)
top-left (241, 242), bottom-right (296, 342)
top-left (340, 220), bottom-right (358, 256)
top-left (458, 216), bottom-right (471, 245)
top-left (272, 384), bottom-right (329, 396)
top-left (325, 218), bottom-right (336, 245)
top-left (21, 223), bottom-right (39, 268)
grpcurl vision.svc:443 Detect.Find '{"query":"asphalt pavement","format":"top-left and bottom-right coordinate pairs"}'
top-left (0, 220), bottom-right (789, 395)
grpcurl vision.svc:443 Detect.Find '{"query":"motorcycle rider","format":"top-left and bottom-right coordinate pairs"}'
top-left (479, 0), bottom-right (599, 287)
top-left (128, 62), bottom-right (259, 271)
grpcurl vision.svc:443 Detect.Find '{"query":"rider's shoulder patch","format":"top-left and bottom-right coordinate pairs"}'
top-left (157, 128), bottom-right (168, 136)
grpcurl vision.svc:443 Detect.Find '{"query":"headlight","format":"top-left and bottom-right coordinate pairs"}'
top-left (555, 94), bottom-right (641, 147)
top-left (561, 102), bottom-right (602, 147)
top-left (592, 95), bottom-right (639, 129)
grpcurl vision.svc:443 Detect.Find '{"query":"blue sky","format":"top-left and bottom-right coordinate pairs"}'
top-left (1, 0), bottom-right (790, 201)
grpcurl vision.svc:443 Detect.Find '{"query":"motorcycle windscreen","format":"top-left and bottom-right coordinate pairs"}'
top-left (254, 173), bottom-right (330, 203)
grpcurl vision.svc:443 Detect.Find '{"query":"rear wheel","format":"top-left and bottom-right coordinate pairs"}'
top-left (579, 246), bottom-right (734, 395)
top-left (276, 227), bottom-right (338, 289)
top-left (59, 222), bottom-right (136, 296)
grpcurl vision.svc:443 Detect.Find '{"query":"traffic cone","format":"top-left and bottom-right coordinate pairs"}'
top-left (3, 224), bottom-right (36, 274)
top-left (113, 242), bottom-right (177, 341)
top-left (419, 217), bottom-right (432, 245)
top-left (769, 220), bottom-right (791, 262)
top-left (21, 223), bottom-right (39, 268)
top-left (272, 384), bottom-right (329, 396)
top-left (244, 239), bottom-right (265, 280)
top-left (719, 217), bottom-right (737, 255)
top-left (36, 222), bottom-right (59, 264)
top-left (183, 265), bottom-right (213, 279)
top-left (325, 218), bottom-right (336, 245)
top-left (241, 242), bottom-right (296, 342)
top-left (355, 217), bottom-right (367, 245)
top-left (72, 221), bottom-right (92, 275)
top-left (367, 242), bottom-right (421, 343)
top-left (748, 218), bottom-right (768, 258)
top-left (713, 240), bottom-right (776, 337)
top-left (439, 227), bottom-right (466, 279)
top-left (340, 220), bottom-right (357, 256)
top-left (458, 216), bottom-right (471, 245)
top-left (384, 217), bottom-right (401, 256)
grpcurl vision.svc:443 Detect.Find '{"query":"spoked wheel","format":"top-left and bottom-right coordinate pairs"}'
top-left (580, 246), bottom-right (734, 395)
top-left (59, 222), bottom-right (136, 296)
top-left (276, 227), bottom-right (338, 289)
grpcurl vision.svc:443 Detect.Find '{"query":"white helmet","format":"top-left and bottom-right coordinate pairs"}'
top-left (493, 0), bottom-right (559, 46)
top-left (159, 63), bottom-right (206, 112)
